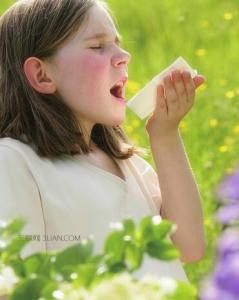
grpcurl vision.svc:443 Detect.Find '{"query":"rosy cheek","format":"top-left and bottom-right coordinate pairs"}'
top-left (79, 54), bottom-right (108, 79)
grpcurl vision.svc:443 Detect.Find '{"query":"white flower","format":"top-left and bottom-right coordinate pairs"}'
top-left (90, 273), bottom-right (136, 300)
top-left (60, 273), bottom-right (178, 300)
top-left (109, 222), bottom-right (124, 231)
top-left (0, 266), bottom-right (19, 296)
top-left (52, 290), bottom-right (65, 299)
top-left (152, 215), bottom-right (162, 225)
top-left (140, 275), bottom-right (177, 298)
top-left (60, 282), bottom-right (90, 300)
top-left (140, 274), bottom-right (162, 286)
top-left (157, 277), bottom-right (178, 295)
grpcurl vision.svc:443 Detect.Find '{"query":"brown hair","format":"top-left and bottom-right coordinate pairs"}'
top-left (0, 0), bottom-right (147, 159)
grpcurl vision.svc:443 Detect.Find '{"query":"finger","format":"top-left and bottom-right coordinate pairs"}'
top-left (172, 70), bottom-right (188, 103)
top-left (193, 75), bottom-right (205, 88)
top-left (182, 71), bottom-right (195, 103)
top-left (163, 75), bottom-right (179, 116)
top-left (155, 84), bottom-right (167, 115)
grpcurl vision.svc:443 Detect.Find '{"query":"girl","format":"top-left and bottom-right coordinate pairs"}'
top-left (0, 0), bottom-right (205, 283)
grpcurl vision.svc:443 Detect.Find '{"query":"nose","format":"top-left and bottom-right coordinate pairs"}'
top-left (112, 48), bottom-right (131, 67)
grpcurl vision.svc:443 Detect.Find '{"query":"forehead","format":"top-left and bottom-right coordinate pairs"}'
top-left (79, 3), bottom-right (119, 39)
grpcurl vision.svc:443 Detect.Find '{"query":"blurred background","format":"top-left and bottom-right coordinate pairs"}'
top-left (1, 0), bottom-right (239, 287)
top-left (107, 0), bottom-right (239, 285)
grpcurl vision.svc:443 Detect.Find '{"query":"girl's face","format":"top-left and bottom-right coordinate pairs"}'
top-left (49, 3), bottom-right (131, 131)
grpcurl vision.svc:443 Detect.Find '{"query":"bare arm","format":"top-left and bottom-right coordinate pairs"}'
top-left (145, 70), bottom-right (206, 263)
top-left (149, 129), bottom-right (205, 263)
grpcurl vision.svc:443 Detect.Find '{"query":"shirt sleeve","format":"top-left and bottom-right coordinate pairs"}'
top-left (129, 154), bottom-right (162, 214)
top-left (0, 145), bottom-right (46, 257)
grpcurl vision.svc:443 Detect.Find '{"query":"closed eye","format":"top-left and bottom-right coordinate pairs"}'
top-left (90, 46), bottom-right (103, 50)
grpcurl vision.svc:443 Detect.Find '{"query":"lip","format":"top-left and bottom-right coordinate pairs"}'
top-left (119, 76), bottom-right (128, 86)
top-left (111, 94), bottom-right (127, 104)
top-left (111, 75), bottom-right (128, 89)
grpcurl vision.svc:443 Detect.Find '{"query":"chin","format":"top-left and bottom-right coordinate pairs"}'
top-left (96, 111), bottom-right (125, 127)
top-left (111, 115), bottom-right (125, 126)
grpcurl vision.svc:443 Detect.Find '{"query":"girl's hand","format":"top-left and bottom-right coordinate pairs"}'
top-left (145, 69), bottom-right (205, 138)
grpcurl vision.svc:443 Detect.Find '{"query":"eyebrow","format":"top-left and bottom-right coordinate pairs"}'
top-left (84, 32), bottom-right (123, 44)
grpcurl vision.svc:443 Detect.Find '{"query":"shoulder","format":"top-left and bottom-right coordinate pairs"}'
top-left (0, 137), bottom-right (32, 152)
top-left (0, 138), bottom-right (31, 171)
top-left (0, 137), bottom-right (25, 159)
top-left (0, 137), bottom-right (40, 172)
top-left (128, 153), bottom-right (162, 212)
top-left (128, 153), bottom-right (156, 174)
top-left (0, 137), bottom-right (40, 162)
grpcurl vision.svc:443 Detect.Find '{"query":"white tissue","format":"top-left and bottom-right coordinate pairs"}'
top-left (126, 56), bottom-right (198, 120)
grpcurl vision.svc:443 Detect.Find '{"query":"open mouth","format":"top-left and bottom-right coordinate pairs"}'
top-left (110, 85), bottom-right (124, 99)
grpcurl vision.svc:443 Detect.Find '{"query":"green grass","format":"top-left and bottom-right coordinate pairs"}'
top-left (1, 0), bottom-right (239, 287)
top-left (108, 0), bottom-right (239, 285)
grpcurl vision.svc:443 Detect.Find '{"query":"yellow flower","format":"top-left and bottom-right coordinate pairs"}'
top-left (219, 79), bottom-right (227, 86)
top-left (218, 145), bottom-right (229, 153)
top-left (179, 121), bottom-right (188, 132)
top-left (200, 20), bottom-right (209, 28)
top-left (127, 80), bottom-right (140, 94)
top-left (204, 218), bottom-right (213, 228)
top-left (226, 167), bottom-right (234, 174)
top-left (209, 119), bottom-right (218, 127)
top-left (233, 125), bottom-right (239, 134)
top-left (224, 137), bottom-right (235, 145)
top-left (224, 12), bottom-right (233, 21)
top-left (132, 119), bottom-right (141, 128)
top-left (125, 125), bottom-right (133, 134)
top-left (197, 83), bottom-right (207, 92)
top-left (195, 48), bottom-right (207, 57)
top-left (225, 90), bottom-right (235, 99)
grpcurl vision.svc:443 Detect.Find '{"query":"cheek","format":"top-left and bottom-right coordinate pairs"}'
top-left (57, 51), bottom-right (109, 88)
top-left (76, 54), bottom-right (110, 102)
top-left (80, 54), bottom-right (108, 80)
top-left (55, 51), bottom-right (110, 110)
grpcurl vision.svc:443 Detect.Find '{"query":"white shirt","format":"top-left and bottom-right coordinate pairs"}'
top-left (0, 137), bottom-right (189, 283)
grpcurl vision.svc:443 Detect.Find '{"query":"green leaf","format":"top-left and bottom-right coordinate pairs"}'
top-left (123, 219), bottom-right (135, 237)
top-left (104, 230), bottom-right (126, 264)
top-left (41, 281), bottom-right (59, 300)
top-left (74, 263), bottom-right (99, 287)
top-left (7, 257), bottom-right (26, 278)
top-left (88, 254), bottom-right (104, 264)
top-left (167, 281), bottom-right (198, 300)
top-left (53, 237), bottom-right (94, 272)
top-left (137, 216), bottom-right (154, 244)
top-left (107, 261), bottom-right (127, 273)
top-left (152, 220), bottom-right (174, 242)
top-left (2, 235), bottom-right (31, 257)
top-left (23, 253), bottom-right (51, 276)
top-left (10, 276), bottom-right (48, 300)
top-left (146, 240), bottom-right (180, 260)
top-left (125, 242), bottom-right (143, 271)
top-left (1, 218), bottom-right (27, 239)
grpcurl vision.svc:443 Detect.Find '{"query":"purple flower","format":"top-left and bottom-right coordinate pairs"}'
top-left (216, 170), bottom-right (239, 202)
top-left (213, 253), bottom-right (239, 295)
top-left (217, 229), bottom-right (239, 260)
top-left (200, 169), bottom-right (239, 300)
top-left (200, 281), bottom-right (237, 300)
top-left (216, 203), bottom-right (239, 224)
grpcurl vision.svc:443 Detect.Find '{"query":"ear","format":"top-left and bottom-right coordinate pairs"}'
top-left (23, 57), bottom-right (56, 94)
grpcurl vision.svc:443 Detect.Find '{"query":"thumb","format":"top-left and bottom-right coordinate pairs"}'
top-left (193, 75), bottom-right (206, 88)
